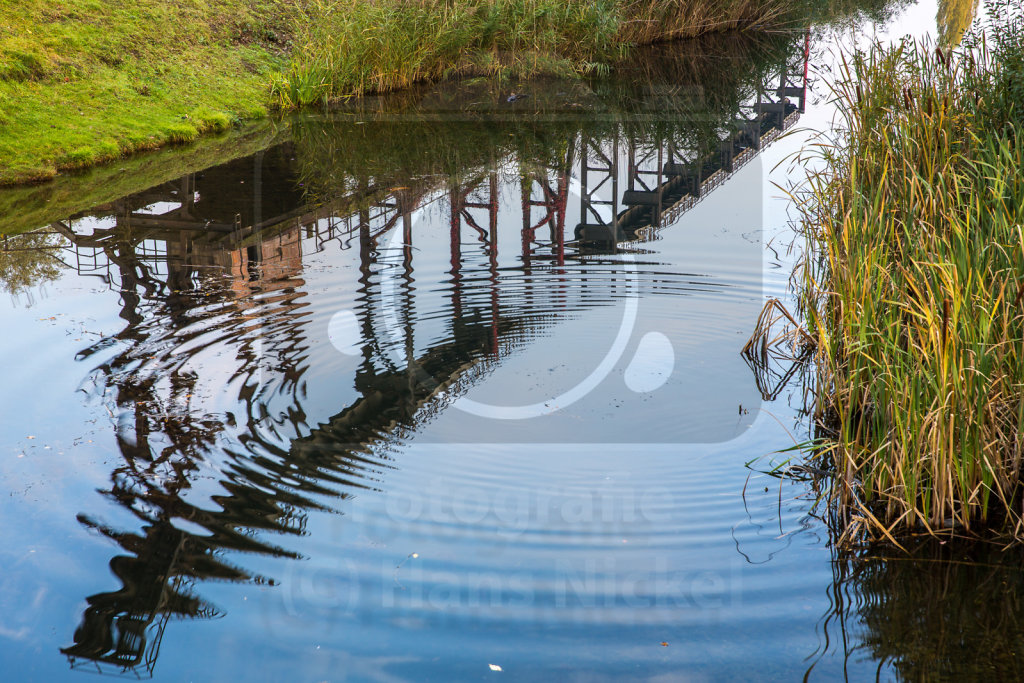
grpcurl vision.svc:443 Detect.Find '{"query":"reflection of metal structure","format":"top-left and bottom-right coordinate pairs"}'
top-left (520, 148), bottom-right (572, 267)
top-left (576, 134), bottom-right (621, 245)
top-left (63, 527), bottom-right (214, 678)
top-left (575, 37), bottom-right (808, 248)
top-left (23, 34), bottom-right (811, 285)
top-left (26, 65), bottom-right (811, 300)
top-left (24, 31), bottom-right (816, 678)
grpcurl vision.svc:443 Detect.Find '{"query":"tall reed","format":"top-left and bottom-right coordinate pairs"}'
top-left (799, 28), bottom-right (1024, 540)
top-left (274, 0), bottom-right (795, 106)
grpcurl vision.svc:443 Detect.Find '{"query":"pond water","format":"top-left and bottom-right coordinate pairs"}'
top-left (3, 1), bottom-right (1022, 680)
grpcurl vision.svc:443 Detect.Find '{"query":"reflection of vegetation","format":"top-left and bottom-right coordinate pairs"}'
top-left (938, 0), bottom-right (979, 46)
top-left (56, 30), bottom-right (807, 674)
top-left (805, 0), bottom-right (909, 27)
top-left (815, 540), bottom-right (1024, 680)
top-left (0, 0), bottom-right (902, 182)
top-left (0, 231), bottom-right (64, 296)
top-left (0, 119), bottom-right (288, 238)
top-left (291, 32), bottom-right (797, 199)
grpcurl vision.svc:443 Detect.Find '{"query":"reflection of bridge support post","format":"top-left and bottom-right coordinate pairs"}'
top-left (576, 134), bottom-right (620, 248)
top-left (720, 139), bottom-right (734, 173)
top-left (519, 149), bottom-right (570, 267)
top-left (487, 173), bottom-right (498, 267)
top-left (748, 115), bottom-right (763, 151)
top-left (180, 174), bottom-right (195, 218)
top-left (623, 137), bottom-right (667, 230)
top-left (800, 29), bottom-right (810, 114)
top-left (168, 230), bottom-right (195, 294)
top-left (520, 175), bottom-right (533, 268)
top-left (358, 207), bottom-right (373, 282)
top-left (401, 191), bottom-right (414, 274)
top-left (253, 151), bottom-right (263, 236)
top-left (554, 159), bottom-right (568, 267)
top-left (451, 172), bottom-right (502, 355)
top-left (449, 188), bottom-right (463, 319)
top-left (486, 173), bottom-right (499, 357)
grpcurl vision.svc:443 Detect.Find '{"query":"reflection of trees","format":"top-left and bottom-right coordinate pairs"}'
top-left (938, 0), bottom-right (979, 46)
top-left (0, 231), bottom-right (64, 298)
top-left (807, 539), bottom-right (1024, 680)
top-left (806, 0), bottom-right (910, 27)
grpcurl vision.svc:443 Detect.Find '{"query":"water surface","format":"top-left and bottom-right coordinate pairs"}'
top-left (3, 2), bottom-right (1018, 680)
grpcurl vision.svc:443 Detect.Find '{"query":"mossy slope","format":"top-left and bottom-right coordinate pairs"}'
top-left (0, 0), bottom-right (291, 184)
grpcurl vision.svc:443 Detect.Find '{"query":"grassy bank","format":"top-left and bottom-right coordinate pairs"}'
top-left (0, 1), bottom-right (294, 184)
top-left (799, 3), bottom-right (1024, 541)
top-left (0, 0), bottom-right (808, 186)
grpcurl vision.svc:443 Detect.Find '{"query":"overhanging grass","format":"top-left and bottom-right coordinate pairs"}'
top-left (0, 118), bottom-right (290, 237)
top-left (290, 31), bottom-right (794, 186)
top-left (799, 9), bottom-right (1024, 540)
top-left (274, 0), bottom-right (796, 105)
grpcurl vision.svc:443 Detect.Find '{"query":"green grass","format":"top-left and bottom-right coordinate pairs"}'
top-left (798, 4), bottom-right (1024, 541)
top-left (0, 0), bottom-right (293, 185)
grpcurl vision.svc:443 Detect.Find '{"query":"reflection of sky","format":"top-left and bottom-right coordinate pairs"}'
top-left (0, 285), bottom-right (138, 678)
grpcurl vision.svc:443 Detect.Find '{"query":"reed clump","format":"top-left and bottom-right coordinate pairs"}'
top-left (800, 12), bottom-right (1024, 541)
top-left (274, 0), bottom-right (794, 105)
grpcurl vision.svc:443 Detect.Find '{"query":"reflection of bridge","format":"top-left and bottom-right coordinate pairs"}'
top-left (576, 34), bottom-right (807, 245)
top-left (9, 33), bottom-right (813, 679)
top-left (25, 32), bottom-right (808, 292)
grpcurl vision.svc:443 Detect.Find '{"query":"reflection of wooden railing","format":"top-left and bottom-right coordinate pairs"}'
top-left (644, 106), bottom-right (801, 238)
top-left (576, 35), bottom-right (809, 247)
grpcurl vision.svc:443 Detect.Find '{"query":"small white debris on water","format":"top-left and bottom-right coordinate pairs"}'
top-left (488, 664), bottom-right (502, 672)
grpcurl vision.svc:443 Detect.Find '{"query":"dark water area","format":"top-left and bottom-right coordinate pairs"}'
top-left (2, 2), bottom-right (1019, 680)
